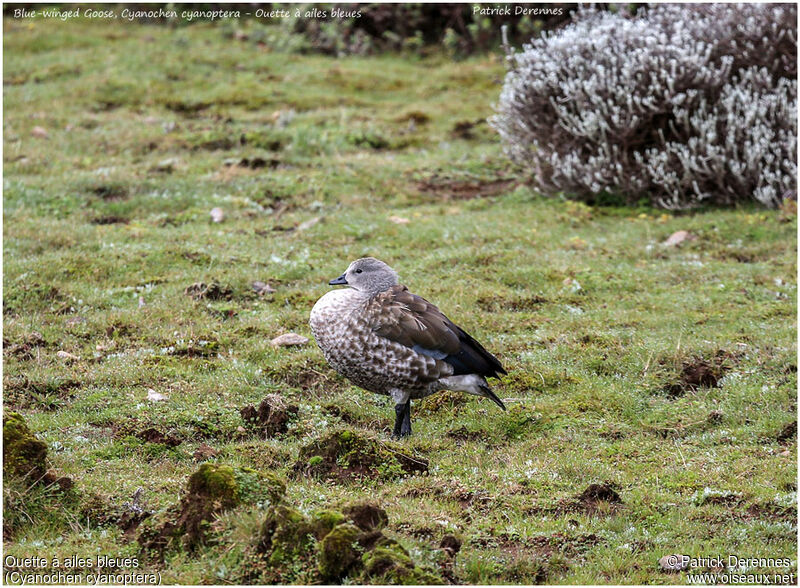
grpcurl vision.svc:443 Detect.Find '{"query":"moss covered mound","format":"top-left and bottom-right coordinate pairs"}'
top-left (318, 523), bottom-right (361, 581)
top-left (3, 411), bottom-right (48, 480)
top-left (295, 430), bottom-right (428, 481)
top-left (259, 504), bottom-right (320, 566)
top-left (362, 543), bottom-right (443, 584)
top-left (257, 499), bottom-right (443, 584)
top-left (140, 463), bottom-right (285, 557)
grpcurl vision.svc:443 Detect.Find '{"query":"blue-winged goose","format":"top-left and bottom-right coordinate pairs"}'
top-left (309, 257), bottom-right (506, 438)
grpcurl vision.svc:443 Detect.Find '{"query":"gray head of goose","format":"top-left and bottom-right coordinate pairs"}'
top-left (328, 257), bottom-right (399, 295)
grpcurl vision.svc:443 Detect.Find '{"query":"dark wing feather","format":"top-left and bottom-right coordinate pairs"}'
top-left (366, 285), bottom-right (506, 379)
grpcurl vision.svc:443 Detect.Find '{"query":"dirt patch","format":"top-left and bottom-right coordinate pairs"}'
top-left (745, 502), bottom-right (796, 523)
top-left (557, 483), bottom-right (623, 515)
top-left (136, 428), bottom-right (182, 448)
top-left (4, 331), bottom-right (47, 360)
top-left (777, 420), bottom-right (797, 443)
top-left (477, 294), bottom-right (547, 312)
top-left (700, 492), bottom-right (743, 507)
top-left (450, 118), bottom-right (486, 139)
top-left (664, 351), bottom-right (737, 397)
top-left (90, 184), bottom-right (129, 201)
top-left (240, 395), bottom-right (299, 437)
top-left (118, 510), bottom-right (151, 539)
top-left (295, 430), bottom-right (428, 481)
top-left (416, 174), bottom-right (516, 201)
top-left (395, 111), bottom-right (430, 125)
top-left (343, 503), bottom-right (389, 532)
top-left (439, 534), bottom-right (462, 556)
top-left (91, 215), bottom-right (130, 225)
top-left (4, 374), bottom-right (82, 410)
top-left (579, 483), bottom-right (622, 505)
top-left (164, 99), bottom-right (212, 116)
top-left (223, 156), bottom-right (280, 170)
top-left (193, 443), bottom-right (219, 462)
top-left (184, 281), bottom-right (233, 301)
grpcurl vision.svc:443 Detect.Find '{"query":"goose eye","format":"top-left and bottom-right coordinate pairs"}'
top-left (355, 269), bottom-right (363, 274)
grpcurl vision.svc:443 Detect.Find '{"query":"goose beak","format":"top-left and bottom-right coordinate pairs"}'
top-left (329, 274), bottom-right (348, 286)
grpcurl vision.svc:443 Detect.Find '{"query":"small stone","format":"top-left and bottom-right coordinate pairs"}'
top-left (31, 126), bottom-right (49, 138)
top-left (252, 281), bottom-right (276, 296)
top-left (146, 389), bottom-right (167, 402)
top-left (210, 207), bottom-right (225, 223)
top-left (296, 216), bottom-right (321, 231)
top-left (388, 215), bottom-right (410, 224)
top-left (56, 350), bottom-right (80, 361)
top-left (270, 333), bottom-right (309, 347)
top-left (153, 158), bottom-right (180, 173)
top-left (659, 554), bottom-right (689, 572)
top-left (663, 230), bottom-right (695, 247)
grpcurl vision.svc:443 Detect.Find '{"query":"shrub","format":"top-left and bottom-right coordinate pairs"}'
top-left (490, 4), bottom-right (797, 209)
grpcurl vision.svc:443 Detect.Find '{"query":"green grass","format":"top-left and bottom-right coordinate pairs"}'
top-left (3, 15), bottom-right (797, 585)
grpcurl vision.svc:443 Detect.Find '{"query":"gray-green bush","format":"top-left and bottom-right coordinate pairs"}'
top-left (491, 4), bottom-right (797, 209)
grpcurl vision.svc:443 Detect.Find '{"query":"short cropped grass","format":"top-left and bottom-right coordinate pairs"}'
top-left (3, 15), bottom-right (797, 585)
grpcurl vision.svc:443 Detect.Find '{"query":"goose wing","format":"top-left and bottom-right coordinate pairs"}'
top-left (365, 285), bottom-right (506, 379)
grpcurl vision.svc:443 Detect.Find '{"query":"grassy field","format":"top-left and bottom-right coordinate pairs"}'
top-left (3, 15), bottom-right (797, 585)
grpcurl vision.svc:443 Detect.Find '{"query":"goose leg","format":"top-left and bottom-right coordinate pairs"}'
top-left (400, 400), bottom-right (412, 437)
top-left (391, 389), bottom-right (412, 439)
top-left (393, 403), bottom-right (407, 438)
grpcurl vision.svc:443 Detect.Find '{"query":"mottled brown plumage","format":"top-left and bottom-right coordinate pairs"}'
top-left (310, 258), bottom-right (506, 438)
top-left (369, 285), bottom-right (460, 352)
